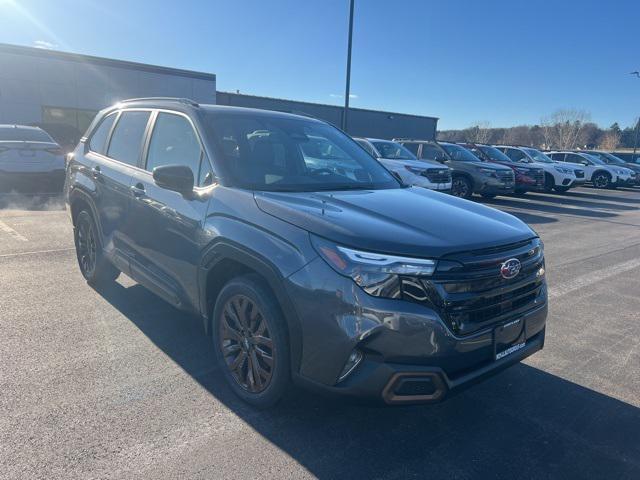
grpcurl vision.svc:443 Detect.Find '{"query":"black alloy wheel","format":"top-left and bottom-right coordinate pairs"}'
top-left (76, 216), bottom-right (97, 277)
top-left (451, 176), bottom-right (472, 199)
top-left (592, 172), bottom-right (611, 189)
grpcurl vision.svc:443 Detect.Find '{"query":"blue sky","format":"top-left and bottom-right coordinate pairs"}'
top-left (1, 0), bottom-right (639, 129)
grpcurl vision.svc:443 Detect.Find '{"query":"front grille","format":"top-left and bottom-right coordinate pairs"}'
top-left (422, 169), bottom-right (452, 184)
top-left (530, 169), bottom-right (545, 185)
top-left (400, 239), bottom-right (546, 336)
top-left (497, 170), bottom-right (515, 183)
top-left (574, 169), bottom-right (585, 178)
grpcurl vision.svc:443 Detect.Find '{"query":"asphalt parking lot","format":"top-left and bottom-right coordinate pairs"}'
top-left (1, 187), bottom-right (639, 480)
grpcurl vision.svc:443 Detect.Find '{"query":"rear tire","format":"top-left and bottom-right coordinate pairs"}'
top-left (74, 210), bottom-right (119, 286)
top-left (212, 274), bottom-right (290, 408)
top-left (451, 176), bottom-right (473, 199)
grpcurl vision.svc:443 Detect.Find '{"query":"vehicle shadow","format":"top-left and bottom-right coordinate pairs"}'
top-left (522, 192), bottom-right (639, 211)
top-left (542, 189), bottom-right (640, 205)
top-left (95, 280), bottom-right (640, 480)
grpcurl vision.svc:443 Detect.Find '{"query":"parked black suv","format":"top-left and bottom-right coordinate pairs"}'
top-left (66, 98), bottom-right (547, 407)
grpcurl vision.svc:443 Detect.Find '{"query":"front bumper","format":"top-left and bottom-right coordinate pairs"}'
top-left (286, 256), bottom-right (548, 405)
top-left (477, 177), bottom-right (515, 195)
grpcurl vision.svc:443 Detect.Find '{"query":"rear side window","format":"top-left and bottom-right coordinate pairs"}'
top-left (89, 114), bottom-right (116, 155)
top-left (146, 112), bottom-right (212, 186)
top-left (107, 111), bottom-right (150, 166)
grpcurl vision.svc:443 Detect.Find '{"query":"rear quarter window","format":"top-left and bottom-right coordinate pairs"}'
top-left (88, 114), bottom-right (117, 155)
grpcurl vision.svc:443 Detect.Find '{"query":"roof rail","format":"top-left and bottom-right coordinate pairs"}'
top-left (118, 97), bottom-right (200, 107)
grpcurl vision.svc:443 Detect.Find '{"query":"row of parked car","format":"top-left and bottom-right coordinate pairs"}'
top-left (353, 137), bottom-right (639, 199)
top-left (0, 122), bottom-right (638, 200)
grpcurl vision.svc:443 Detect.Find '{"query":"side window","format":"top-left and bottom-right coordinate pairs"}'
top-left (107, 111), bottom-right (151, 166)
top-left (565, 154), bottom-right (584, 164)
top-left (420, 144), bottom-right (445, 161)
top-left (146, 112), bottom-right (212, 186)
top-left (89, 113), bottom-right (116, 155)
top-left (403, 143), bottom-right (419, 155)
top-left (356, 139), bottom-right (376, 157)
top-left (505, 149), bottom-right (525, 161)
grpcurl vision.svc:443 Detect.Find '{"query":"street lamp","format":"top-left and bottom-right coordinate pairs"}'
top-left (342, 0), bottom-right (355, 132)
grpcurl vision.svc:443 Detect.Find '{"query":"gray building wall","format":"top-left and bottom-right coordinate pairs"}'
top-left (0, 43), bottom-right (216, 148)
top-left (216, 91), bottom-right (438, 141)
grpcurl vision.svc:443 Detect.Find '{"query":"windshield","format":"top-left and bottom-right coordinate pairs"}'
top-left (371, 141), bottom-right (417, 160)
top-left (0, 127), bottom-right (54, 142)
top-left (441, 143), bottom-right (481, 162)
top-left (583, 154), bottom-right (605, 165)
top-left (478, 145), bottom-right (512, 162)
top-left (522, 147), bottom-right (554, 163)
top-left (202, 112), bottom-right (400, 192)
top-left (588, 151), bottom-right (626, 165)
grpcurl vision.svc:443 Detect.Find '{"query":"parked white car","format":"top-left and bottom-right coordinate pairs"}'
top-left (547, 151), bottom-right (634, 189)
top-left (354, 138), bottom-right (452, 192)
top-left (496, 145), bottom-right (584, 192)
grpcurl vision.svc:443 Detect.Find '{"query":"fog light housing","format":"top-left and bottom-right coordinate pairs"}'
top-left (337, 350), bottom-right (363, 383)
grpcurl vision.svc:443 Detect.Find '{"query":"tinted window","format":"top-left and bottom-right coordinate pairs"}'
top-left (403, 143), bottom-right (419, 155)
top-left (441, 144), bottom-right (481, 162)
top-left (0, 127), bottom-right (53, 142)
top-left (355, 139), bottom-right (376, 156)
top-left (502, 148), bottom-right (526, 162)
top-left (107, 111), bottom-right (150, 166)
top-left (420, 143), bottom-right (449, 161)
top-left (371, 141), bottom-right (417, 160)
top-left (202, 112), bottom-right (398, 192)
top-left (89, 114), bottom-right (116, 154)
top-left (564, 154), bottom-right (585, 164)
top-left (146, 113), bottom-right (212, 186)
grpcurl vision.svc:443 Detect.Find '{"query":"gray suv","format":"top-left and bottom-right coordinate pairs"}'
top-left (397, 139), bottom-right (515, 199)
top-left (66, 99), bottom-right (547, 407)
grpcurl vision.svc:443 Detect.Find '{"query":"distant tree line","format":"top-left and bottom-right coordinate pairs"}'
top-left (437, 109), bottom-right (640, 151)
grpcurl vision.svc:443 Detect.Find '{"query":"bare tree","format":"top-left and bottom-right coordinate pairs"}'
top-left (465, 121), bottom-right (492, 143)
top-left (540, 109), bottom-right (591, 149)
top-left (599, 130), bottom-right (621, 150)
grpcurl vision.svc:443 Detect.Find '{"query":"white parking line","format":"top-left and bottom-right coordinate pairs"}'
top-left (549, 258), bottom-right (640, 299)
top-left (0, 247), bottom-right (74, 258)
top-left (0, 220), bottom-right (28, 242)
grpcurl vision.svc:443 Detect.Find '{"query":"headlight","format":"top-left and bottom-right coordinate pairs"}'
top-left (311, 235), bottom-right (436, 297)
top-left (616, 169), bottom-right (627, 175)
top-left (514, 167), bottom-right (529, 174)
top-left (404, 165), bottom-right (426, 175)
top-left (553, 166), bottom-right (571, 174)
top-left (477, 167), bottom-right (497, 176)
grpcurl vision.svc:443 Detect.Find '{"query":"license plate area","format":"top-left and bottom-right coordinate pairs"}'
top-left (494, 317), bottom-right (526, 361)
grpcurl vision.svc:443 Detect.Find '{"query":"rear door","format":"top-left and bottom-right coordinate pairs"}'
top-left (87, 109), bottom-right (151, 269)
top-left (126, 110), bottom-right (214, 310)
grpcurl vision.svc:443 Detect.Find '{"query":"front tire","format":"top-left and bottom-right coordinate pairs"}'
top-left (554, 185), bottom-right (571, 193)
top-left (74, 210), bottom-right (119, 286)
top-left (592, 172), bottom-right (611, 189)
top-left (451, 176), bottom-right (473, 199)
top-left (212, 274), bottom-right (290, 408)
top-left (544, 173), bottom-right (555, 192)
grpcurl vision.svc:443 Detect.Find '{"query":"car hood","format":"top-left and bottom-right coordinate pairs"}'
top-left (254, 187), bottom-right (536, 258)
top-left (474, 162), bottom-right (513, 171)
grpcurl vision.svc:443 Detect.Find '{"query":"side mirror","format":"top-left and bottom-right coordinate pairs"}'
top-left (153, 165), bottom-right (194, 194)
top-left (581, 161), bottom-right (589, 166)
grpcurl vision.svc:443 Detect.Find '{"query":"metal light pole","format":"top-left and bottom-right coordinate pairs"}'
top-left (342, 0), bottom-right (355, 132)
top-left (631, 72), bottom-right (640, 160)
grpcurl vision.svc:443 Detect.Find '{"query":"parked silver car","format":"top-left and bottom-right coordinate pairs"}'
top-left (0, 125), bottom-right (65, 194)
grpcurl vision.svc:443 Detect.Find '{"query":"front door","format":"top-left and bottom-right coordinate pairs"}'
top-left (126, 111), bottom-right (214, 311)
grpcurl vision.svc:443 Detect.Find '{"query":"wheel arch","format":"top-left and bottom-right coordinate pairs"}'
top-left (199, 240), bottom-right (303, 375)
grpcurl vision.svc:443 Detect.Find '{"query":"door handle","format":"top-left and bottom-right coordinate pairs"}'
top-left (130, 183), bottom-right (146, 198)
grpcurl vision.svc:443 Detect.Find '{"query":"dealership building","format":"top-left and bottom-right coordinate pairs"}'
top-left (0, 43), bottom-right (438, 149)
